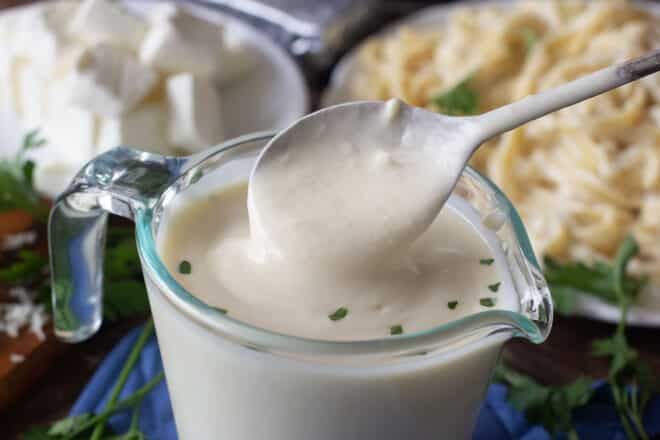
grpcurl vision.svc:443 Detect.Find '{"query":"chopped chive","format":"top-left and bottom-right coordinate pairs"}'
top-left (447, 301), bottom-right (459, 310)
top-left (390, 325), bottom-right (404, 335)
top-left (480, 258), bottom-right (495, 265)
top-left (488, 282), bottom-right (501, 292)
top-left (329, 307), bottom-right (348, 321)
top-left (179, 260), bottom-right (192, 274)
top-left (480, 298), bottom-right (496, 308)
top-left (211, 307), bottom-right (227, 315)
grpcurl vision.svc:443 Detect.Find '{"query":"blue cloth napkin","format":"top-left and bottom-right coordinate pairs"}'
top-left (72, 325), bottom-right (660, 439)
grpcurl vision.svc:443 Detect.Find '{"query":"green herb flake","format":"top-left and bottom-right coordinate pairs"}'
top-left (447, 300), bottom-right (459, 310)
top-left (179, 260), bottom-right (192, 275)
top-left (480, 258), bottom-right (495, 265)
top-left (211, 306), bottom-right (228, 315)
top-left (480, 298), bottom-right (496, 308)
top-left (488, 282), bottom-right (501, 293)
top-left (328, 307), bottom-right (348, 321)
top-left (520, 28), bottom-right (539, 53)
top-left (429, 76), bottom-right (479, 116)
top-left (390, 325), bottom-right (404, 335)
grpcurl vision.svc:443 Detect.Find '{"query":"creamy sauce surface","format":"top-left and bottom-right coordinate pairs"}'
top-left (247, 100), bottom-right (465, 270)
top-left (160, 182), bottom-right (513, 341)
top-left (159, 102), bottom-right (516, 341)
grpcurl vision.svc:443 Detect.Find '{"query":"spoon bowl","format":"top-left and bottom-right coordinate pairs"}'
top-left (248, 49), bottom-right (660, 262)
top-left (247, 99), bottom-right (480, 265)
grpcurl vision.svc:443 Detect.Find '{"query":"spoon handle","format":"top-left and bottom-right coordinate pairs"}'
top-left (475, 48), bottom-right (660, 141)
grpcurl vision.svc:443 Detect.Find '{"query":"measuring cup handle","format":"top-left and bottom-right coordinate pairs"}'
top-left (48, 147), bottom-right (185, 342)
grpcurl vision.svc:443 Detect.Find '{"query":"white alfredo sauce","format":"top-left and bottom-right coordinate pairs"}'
top-left (159, 183), bottom-right (515, 341)
top-left (159, 101), bottom-right (516, 341)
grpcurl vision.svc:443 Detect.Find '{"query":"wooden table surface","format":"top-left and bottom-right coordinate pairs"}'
top-left (0, 0), bottom-right (659, 438)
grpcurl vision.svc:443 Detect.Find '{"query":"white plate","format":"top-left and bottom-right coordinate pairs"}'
top-left (322, 0), bottom-right (660, 327)
top-left (0, 1), bottom-right (309, 169)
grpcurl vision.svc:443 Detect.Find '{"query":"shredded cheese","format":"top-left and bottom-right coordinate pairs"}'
top-left (0, 287), bottom-right (49, 341)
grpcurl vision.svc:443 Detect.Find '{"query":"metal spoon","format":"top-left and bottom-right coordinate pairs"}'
top-left (248, 49), bottom-right (660, 259)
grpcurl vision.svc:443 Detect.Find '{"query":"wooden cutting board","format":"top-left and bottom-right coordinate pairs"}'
top-left (0, 211), bottom-right (68, 411)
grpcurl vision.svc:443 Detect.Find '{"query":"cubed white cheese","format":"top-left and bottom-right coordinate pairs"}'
top-left (139, 5), bottom-right (225, 77)
top-left (33, 161), bottom-right (82, 199)
top-left (214, 30), bottom-right (257, 86)
top-left (10, 353), bottom-right (25, 363)
top-left (0, 48), bottom-right (15, 112)
top-left (16, 64), bottom-right (48, 128)
top-left (41, 104), bottom-right (98, 165)
top-left (97, 101), bottom-right (172, 154)
top-left (34, 95), bottom-right (99, 198)
top-left (10, 3), bottom-right (75, 73)
top-left (70, 0), bottom-right (147, 52)
top-left (166, 73), bottom-right (223, 152)
top-left (0, 287), bottom-right (48, 341)
top-left (69, 44), bottom-right (158, 117)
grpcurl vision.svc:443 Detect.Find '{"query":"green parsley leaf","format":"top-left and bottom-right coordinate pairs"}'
top-left (105, 229), bottom-right (143, 280)
top-left (479, 258), bottom-right (495, 265)
top-left (390, 324), bottom-right (403, 335)
top-left (328, 307), bottom-right (348, 321)
top-left (488, 282), bottom-right (501, 293)
top-left (0, 249), bottom-right (47, 285)
top-left (545, 285), bottom-right (578, 316)
top-left (430, 76), bottom-right (479, 116)
top-left (480, 298), bottom-right (495, 307)
top-left (495, 364), bottom-right (594, 437)
top-left (0, 130), bottom-right (48, 220)
top-left (544, 235), bottom-right (646, 314)
top-left (447, 300), bottom-right (458, 310)
top-left (511, 236), bottom-right (657, 440)
top-left (103, 281), bottom-right (151, 321)
top-left (179, 260), bottom-right (192, 274)
top-left (580, 235), bottom-right (656, 440)
top-left (611, 235), bottom-right (642, 305)
top-left (22, 129), bottom-right (47, 150)
top-left (48, 414), bottom-right (94, 436)
top-left (102, 226), bottom-right (150, 321)
top-left (211, 306), bottom-right (227, 315)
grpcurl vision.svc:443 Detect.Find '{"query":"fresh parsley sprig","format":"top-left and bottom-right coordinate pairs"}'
top-left (543, 236), bottom-right (647, 315)
top-left (24, 321), bottom-right (163, 440)
top-left (0, 129), bottom-right (48, 221)
top-left (589, 237), bottom-right (657, 440)
top-left (495, 364), bottom-right (594, 440)
top-left (541, 236), bottom-right (657, 439)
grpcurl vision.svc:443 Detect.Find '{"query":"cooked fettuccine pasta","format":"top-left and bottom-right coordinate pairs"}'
top-left (349, 0), bottom-right (660, 304)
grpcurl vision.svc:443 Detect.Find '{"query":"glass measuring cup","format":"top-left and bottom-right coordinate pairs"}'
top-left (48, 132), bottom-right (552, 440)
